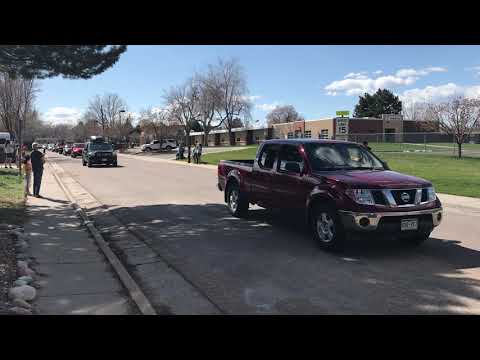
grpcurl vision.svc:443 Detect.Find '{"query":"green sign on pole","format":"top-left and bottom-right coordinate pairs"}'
top-left (336, 111), bottom-right (350, 117)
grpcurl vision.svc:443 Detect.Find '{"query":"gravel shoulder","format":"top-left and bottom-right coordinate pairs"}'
top-left (0, 230), bottom-right (16, 314)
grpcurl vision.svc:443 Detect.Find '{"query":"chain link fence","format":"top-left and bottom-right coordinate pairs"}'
top-left (333, 132), bottom-right (480, 157)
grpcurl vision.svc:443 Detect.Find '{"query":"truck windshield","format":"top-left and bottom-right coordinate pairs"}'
top-left (304, 143), bottom-right (384, 171)
top-left (90, 143), bottom-right (113, 151)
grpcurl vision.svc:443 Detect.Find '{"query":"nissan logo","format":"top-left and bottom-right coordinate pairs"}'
top-left (401, 192), bottom-right (410, 203)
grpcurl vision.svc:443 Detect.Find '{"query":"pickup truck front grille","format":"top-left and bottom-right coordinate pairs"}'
top-left (373, 188), bottom-right (430, 207)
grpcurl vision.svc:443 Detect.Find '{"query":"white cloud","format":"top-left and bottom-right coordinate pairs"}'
top-left (326, 66), bottom-right (447, 96)
top-left (247, 95), bottom-right (262, 102)
top-left (400, 83), bottom-right (480, 105)
top-left (466, 66), bottom-right (480, 77)
top-left (373, 70), bottom-right (383, 75)
top-left (344, 72), bottom-right (368, 80)
top-left (41, 107), bottom-right (83, 125)
top-left (395, 66), bottom-right (446, 78)
top-left (256, 101), bottom-right (281, 112)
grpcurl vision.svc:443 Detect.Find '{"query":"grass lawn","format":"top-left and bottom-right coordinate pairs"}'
top-left (202, 145), bottom-right (480, 198)
top-left (0, 169), bottom-right (25, 225)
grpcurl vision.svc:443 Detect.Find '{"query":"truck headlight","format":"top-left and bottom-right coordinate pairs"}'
top-left (88, 152), bottom-right (94, 156)
top-left (345, 189), bottom-right (375, 205)
top-left (427, 186), bottom-right (436, 201)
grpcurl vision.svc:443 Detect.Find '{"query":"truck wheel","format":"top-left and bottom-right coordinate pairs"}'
top-left (403, 231), bottom-right (431, 246)
top-left (88, 161), bottom-right (92, 168)
top-left (82, 160), bottom-right (86, 166)
top-left (145, 147), bottom-right (151, 152)
top-left (226, 183), bottom-right (248, 217)
top-left (165, 146), bottom-right (172, 151)
top-left (112, 161), bottom-right (118, 167)
top-left (311, 205), bottom-right (346, 252)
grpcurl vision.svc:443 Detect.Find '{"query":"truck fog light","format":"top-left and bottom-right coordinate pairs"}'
top-left (437, 213), bottom-right (442, 222)
top-left (359, 217), bottom-right (370, 227)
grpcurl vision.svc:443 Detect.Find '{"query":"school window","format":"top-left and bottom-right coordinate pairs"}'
top-left (320, 129), bottom-right (329, 139)
top-left (287, 132), bottom-right (294, 139)
top-left (294, 130), bottom-right (301, 138)
top-left (255, 136), bottom-right (260, 141)
top-left (304, 130), bottom-right (312, 138)
top-left (237, 138), bottom-right (241, 142)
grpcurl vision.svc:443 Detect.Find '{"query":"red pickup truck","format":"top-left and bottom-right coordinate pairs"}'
top-left (217, 139), bottom-right (443, 251)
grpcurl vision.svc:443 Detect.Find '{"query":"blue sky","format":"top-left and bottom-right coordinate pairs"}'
top-left (36, 45), bottom-right (480, 126)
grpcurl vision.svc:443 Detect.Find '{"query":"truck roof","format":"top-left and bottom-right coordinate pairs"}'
top-left (262, 139), bottom-right (359, 146)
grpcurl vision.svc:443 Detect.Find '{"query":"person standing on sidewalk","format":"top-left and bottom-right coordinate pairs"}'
top-left (23, 154), bottom-right (32, 196)
top-left (30, 143), bottom-right (45, 198)
top-left (4, 140), bottom-right (14, 168)
top-left (196, 143), bottom-right (203, 164)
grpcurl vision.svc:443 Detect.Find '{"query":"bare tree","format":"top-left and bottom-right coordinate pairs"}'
top-left (196, 73), bottom-right (223, 146)
top-left (85, 93), bottom-right (127, 138)
top-left (206, 58), bottom-right (252, 145)
top-left (0, 73), bottom-right (37, 174)
top-left (266, 105), bottom-right (304, 126)
top-left (163, 78), bottom-right (201, 163)
top-left (138, 107), bottom-right (175, 141)
top-left (428, 96), bottom-right (480, 158)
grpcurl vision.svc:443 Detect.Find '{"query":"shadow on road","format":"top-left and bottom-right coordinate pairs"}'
top-left (85, 201), bottom-right (480, 314)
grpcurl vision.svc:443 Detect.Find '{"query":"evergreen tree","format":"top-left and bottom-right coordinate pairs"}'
top-left (0, 45), bottom-right (127, 79)
top-left (353, 89), bottom-right (402, 118)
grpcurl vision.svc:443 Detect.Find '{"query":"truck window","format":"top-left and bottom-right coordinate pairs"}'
top-left (278, 145), bottom-right (304, 172)
top-left (258, 144), bottom-right (278, 169)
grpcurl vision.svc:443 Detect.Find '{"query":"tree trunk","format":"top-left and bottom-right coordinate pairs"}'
top-left (203, 131), bottom-right (209, 146)
top-left (186, 130), bottom-right (191, 163)
top-left (228, 128), bottom-right (234, 146)
top-left (458, 142), bottom-right (462, 158)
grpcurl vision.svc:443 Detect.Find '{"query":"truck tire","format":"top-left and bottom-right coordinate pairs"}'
top-left (165, 146), bottom-right (172, 151)
top-left (311, 204), bottom-right (347, 252)
top-left (403, 231), bottom-right (431, 246)
top-left (82, 160), bottom-right (86, 166)
top-left (226, 182), bottom-right (249, 217)
top-left (145, 147), bottom-right (151, 152)
top-left (88, 160), bottom-right (92, 168)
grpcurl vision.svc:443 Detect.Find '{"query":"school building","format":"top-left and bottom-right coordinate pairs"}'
top-left (188, 114), bottom-right (437, 146)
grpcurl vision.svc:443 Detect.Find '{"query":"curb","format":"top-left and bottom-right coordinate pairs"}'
top-left (47, 162), bottom-right (157, 315)
top-left (119, 153), bottom-right (217, 170)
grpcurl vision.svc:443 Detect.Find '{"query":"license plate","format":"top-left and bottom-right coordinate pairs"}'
top-left (401, 218), bottom-right (418, 231)
top-left (102, 158), bottom-right (107, 162)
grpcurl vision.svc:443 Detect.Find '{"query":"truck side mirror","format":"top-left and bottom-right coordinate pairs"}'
top-left (381, 160), bottom-right (390, 170)
top-left (285, 162), bottom-right (301, 174)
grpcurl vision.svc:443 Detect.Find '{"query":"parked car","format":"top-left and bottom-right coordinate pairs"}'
top-left (56, 144), bottom-right (64, 154)
top-left (141, 139), bottom-right (177, 152)
top-left (47, 144), bottom-right (55, 151)
top-left (63, 143), bottom-right (74, 156)
top-left (217, 139), bottom-right (443, 251)
top-left (71, 143), bottom-right (85, 158)
top-left (82, 136), bottom-right (118, 167)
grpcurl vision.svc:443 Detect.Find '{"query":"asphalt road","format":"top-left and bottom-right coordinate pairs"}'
top-left (47, 152), bottom-right (480, 314)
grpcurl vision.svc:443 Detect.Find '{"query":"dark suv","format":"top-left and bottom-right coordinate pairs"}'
top-left (82, 137), bottom-right (118, 167)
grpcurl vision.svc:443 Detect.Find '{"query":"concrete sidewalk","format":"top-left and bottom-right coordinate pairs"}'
top-left (23, 166), bottom-right (136, 314)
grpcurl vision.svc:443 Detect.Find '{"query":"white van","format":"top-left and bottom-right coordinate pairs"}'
top-left (0, 132), bottom-right (11, 150)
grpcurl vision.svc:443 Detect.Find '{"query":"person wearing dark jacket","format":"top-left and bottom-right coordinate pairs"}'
top-left (30, 143), bottom-right (45, 198)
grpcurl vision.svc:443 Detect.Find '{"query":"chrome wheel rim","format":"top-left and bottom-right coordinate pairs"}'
top-left (229, 189), bottom-right (239, 213)
top-left (316, 212), bottom-right (335, 243)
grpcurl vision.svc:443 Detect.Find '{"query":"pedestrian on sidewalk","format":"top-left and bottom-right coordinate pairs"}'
top-left (192, 142), bottom-right (198, 164)
top-left (30, 143), bottom-right (45, 198)
top-left (4, 140), bottom-right (14, 168)
top-left (196, 143), bottom-right (203, 164)
top-left (23, 154), bottom-right (32, 196)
